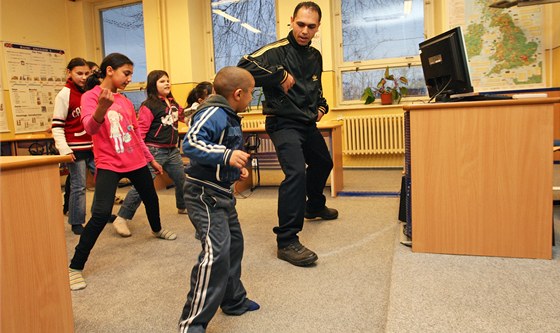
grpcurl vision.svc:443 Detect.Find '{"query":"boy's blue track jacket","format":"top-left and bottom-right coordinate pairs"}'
top-left (182, 94), bottom-right (244, 192)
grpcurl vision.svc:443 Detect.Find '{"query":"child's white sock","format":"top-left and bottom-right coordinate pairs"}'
top-left (153, 229), bottom-right (177, 240)
top-left (69, 268), bottom-right (87, 291)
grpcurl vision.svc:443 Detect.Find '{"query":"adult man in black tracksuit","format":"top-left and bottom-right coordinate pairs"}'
top-left (238, 1), bottom-right (338, 267)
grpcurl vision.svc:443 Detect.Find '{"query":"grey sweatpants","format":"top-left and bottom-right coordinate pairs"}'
top-left (178, 181), bottom-right (248, 333)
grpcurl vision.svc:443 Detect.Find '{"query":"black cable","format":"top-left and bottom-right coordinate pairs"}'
top-left (428, 76), bottom-right (453, 103)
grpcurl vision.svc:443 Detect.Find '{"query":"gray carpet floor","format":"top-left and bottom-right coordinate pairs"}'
top-left (65, 168), bottom-right (560, 333)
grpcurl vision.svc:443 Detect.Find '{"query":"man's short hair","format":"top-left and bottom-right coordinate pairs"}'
top-left (293, 1), bottom-right (322, 22)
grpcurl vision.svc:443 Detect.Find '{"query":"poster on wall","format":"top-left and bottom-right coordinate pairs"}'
top-left (0, 68), bottom-right (8, 132)
top-left (2, 42), bottom-right (66, 134)
top-left (447, 0), bottom-right (546, 92)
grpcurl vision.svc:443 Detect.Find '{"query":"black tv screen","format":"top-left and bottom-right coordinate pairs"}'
top-left (419, 26), bottom-right (473, 102)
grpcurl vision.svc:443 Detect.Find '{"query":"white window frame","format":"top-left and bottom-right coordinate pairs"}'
top-left (332, 0), bottom-right (434, 106)
top-left (92, 0), bottom-right (146, 90)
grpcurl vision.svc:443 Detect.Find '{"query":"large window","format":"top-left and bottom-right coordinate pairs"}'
top-left (210, 0), bottom-right (277, 72)
top-left (209, 0), bottom-right (277, 107)
top-left (335, 0), bottom-right (431, 104)
top-left (97, 1), bottom-right (147, 84)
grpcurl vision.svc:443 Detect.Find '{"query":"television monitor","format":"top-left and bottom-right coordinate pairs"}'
top-left (419, 26), bottom-right (473, 102)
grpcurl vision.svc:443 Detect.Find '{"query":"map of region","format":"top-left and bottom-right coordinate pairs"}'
top-left (448, 0), bottom-right (545, 91)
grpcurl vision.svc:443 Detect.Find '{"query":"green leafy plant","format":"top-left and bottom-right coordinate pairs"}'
top-left (361, 67), bottom-right (409, 104)
top-left (245, 87), bottom-right (265, 112)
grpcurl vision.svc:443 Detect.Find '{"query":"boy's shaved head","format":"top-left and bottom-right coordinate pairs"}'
top-left (214, 66), bottom-right (254, 96)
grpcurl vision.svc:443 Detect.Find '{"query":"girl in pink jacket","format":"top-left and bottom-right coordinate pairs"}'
top-left (68, 53), bottom-right (176, 291)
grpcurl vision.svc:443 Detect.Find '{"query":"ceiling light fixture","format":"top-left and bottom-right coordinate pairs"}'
top-left (240, 23), bottom-right (261, 34)
top-left (212, 9), bottom-right (240, 22)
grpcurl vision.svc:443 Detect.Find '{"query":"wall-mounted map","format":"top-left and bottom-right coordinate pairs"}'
top-left (447, 0), bottom-right (545, 92)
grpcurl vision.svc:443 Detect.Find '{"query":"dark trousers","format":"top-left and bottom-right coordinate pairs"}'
top-left (63, 174), bottom-right (71, 213)
top-left (69, 166), bottom-right (161, 270)
top-left (179, 182), bottom-right (247, 333)
top-left (266, 117), bottom-right (333, 248)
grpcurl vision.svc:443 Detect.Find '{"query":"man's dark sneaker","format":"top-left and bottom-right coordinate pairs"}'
top-left (71, 224), bottom-right (84, 235)
top-left (304, 206), bottom-right (338, 220)
top-left (277, 241), bottom-right (318, 266)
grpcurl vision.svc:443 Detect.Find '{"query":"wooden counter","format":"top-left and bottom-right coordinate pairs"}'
top-left (404, 98), bottom-right (559, 259)
top-left (1, 155), bottom-right (74, 332)
top-left (241, 121), bottom-right (344, 197)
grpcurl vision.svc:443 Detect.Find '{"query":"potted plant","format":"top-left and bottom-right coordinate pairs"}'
top-left (361, 67), bottom-right (408, 105)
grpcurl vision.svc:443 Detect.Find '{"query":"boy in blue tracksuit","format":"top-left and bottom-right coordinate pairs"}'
top-left (178, 67), bottom-right (259, 333)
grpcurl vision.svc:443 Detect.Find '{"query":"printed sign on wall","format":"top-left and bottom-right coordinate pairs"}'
top-left (2, 42), bottom-right (66, 133)
top-left (0, 68), bottom-right (8, 133)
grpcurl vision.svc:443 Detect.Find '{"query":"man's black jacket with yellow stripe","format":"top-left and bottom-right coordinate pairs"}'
top-left (238, 32), bottom-right (328, 125)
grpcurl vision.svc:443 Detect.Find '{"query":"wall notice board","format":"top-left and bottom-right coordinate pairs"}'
top-left (0, 68), bottom-right (7, 133)
top-left (1, 42), bottom-right (66, 134)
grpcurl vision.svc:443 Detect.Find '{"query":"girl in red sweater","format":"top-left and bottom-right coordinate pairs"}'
top-left (52, 57), bottom-right (94, 235)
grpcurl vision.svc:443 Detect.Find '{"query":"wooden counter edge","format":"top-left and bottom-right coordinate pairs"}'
top-left (180, 120), bottom-right (343, 134)
top-left (243, 122), bottom-right (343, 133)
top-left (403, 97), bottom-right (560, 111)
top-left (0, 155), bottom-right (72, 171)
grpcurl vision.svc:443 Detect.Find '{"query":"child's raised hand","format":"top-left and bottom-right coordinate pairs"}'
top-left (229, 150), bottom-right (250, 169)
top-left (98, 88), bottom-right (114, 111)
top-left (93, 88), bottom-right (114, 123)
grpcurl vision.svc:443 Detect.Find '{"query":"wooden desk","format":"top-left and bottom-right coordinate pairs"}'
top-left (0, 132), bottom-right (55, 156)
top-left (0, 155), bottom-right (74, 333)
top-left (242, 121), bottom-right (344, 197)
top-left (404, 98), bottom-right (559, 259)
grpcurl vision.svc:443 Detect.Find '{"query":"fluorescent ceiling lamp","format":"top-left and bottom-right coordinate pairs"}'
top-left (240, 23), bottom-right (261, 34)
top-left (211, 0), bottom-right (240, 7)
top-left (212, 9), bottom-right (240, 22)
top-left (403, 0), bottom-right (412, 14)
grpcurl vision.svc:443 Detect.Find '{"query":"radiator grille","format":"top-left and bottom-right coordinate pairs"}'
top-left (241, 118), bottom-right (265, 129)
top-left (343, 114), bottom-right (405, 155)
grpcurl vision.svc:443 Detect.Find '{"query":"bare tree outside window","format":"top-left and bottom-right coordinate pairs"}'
top-left (338, 0), bottom-right (428, 102)
top-left (210, 0), bottom-right (276, 72)
top-left (100, 2), bottom-right (147, 83)
top-left (341, 0), bottom-right (424, 61)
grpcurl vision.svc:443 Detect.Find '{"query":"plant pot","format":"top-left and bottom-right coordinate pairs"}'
top-left (380, 93), bottom-right (393, 105)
